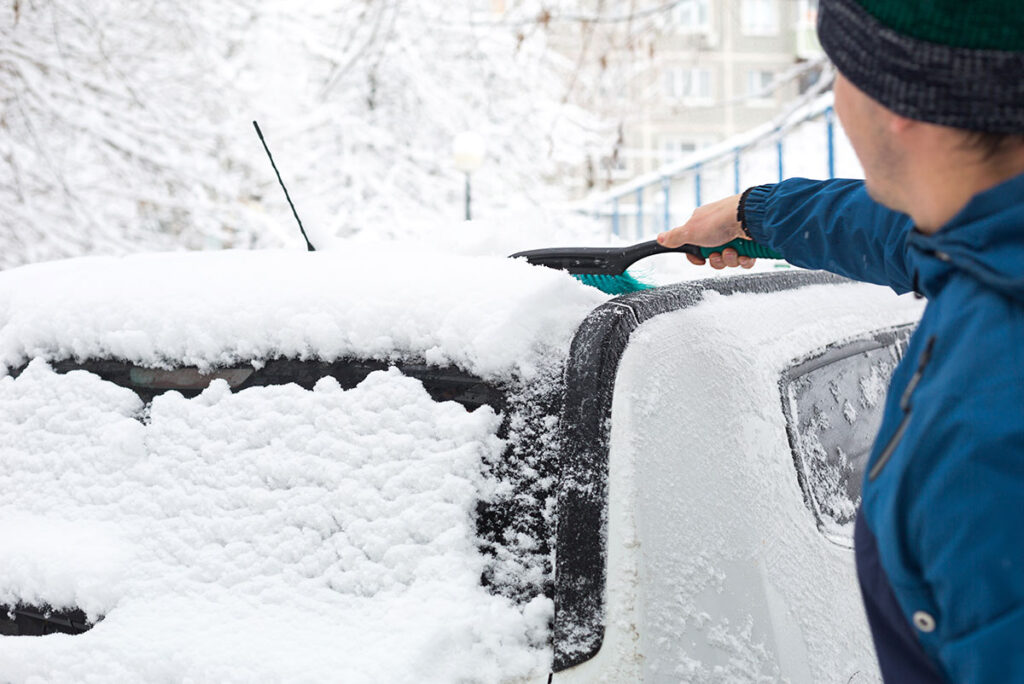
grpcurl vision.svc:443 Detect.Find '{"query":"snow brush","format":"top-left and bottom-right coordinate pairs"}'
top-left (510, 238), bottom-right (783, 295)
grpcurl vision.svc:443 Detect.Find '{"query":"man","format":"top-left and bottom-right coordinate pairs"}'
top-left (657, 1), bottom-right (1024, 682)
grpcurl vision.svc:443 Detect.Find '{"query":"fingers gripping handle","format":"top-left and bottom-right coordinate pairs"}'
top-left (698, 238), bottom-right (783, 260)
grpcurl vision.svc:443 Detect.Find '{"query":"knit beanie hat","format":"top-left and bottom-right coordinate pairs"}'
top-left (817, 0), bottom-right (1024, 133)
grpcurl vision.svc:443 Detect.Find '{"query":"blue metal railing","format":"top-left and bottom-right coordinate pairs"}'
top-left (579, 94), bottom-right (844, 237)
top-left (732, 148), bottom-right (741, 194)
top-left (776, 138), bottom-right (785, 182)
top-left (661, 176), bottom-right (670, 232)
top-left (635, 187), bottom-right (643, 235)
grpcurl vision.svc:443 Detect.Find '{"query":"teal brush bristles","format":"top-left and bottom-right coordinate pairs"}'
top-left (573, 272), bottom-right (652, 295)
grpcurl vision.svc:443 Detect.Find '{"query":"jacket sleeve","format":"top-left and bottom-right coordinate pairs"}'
top-left (742, 178), bottom-right (916, 293)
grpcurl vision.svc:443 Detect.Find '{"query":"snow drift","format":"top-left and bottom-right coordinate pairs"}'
top-left (0, 362), bottom-right (551, 682)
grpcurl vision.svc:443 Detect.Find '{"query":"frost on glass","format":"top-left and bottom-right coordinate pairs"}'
top-left (782, 327), bottom-right (912, 544)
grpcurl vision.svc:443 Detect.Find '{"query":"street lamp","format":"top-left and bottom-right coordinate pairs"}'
top-left (453, 131), bottom-right (486, 220)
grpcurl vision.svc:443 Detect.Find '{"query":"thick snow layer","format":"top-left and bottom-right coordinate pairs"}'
top-left (587, 282), bottom-right (924, 683)
top-left (0, 248), bottom-right (608, 380)
top-left (0, 362), bottom-right (550, 682)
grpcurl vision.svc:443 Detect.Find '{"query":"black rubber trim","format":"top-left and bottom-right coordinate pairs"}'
top-left (26, 358), bottom-right (504, 411)
top-left (552, 269), bottom-right (848, 672)
top-left (0, 605), bottom-right (95, 636)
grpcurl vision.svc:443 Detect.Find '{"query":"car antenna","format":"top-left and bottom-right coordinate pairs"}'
top-left (253, 120), bottom-right (316, 252)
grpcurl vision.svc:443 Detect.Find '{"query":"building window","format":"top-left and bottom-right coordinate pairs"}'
top-left (601, 152), bottom-right (628, 174)
top-left (741, 0), bottom-right (779, 36)
top-left (799, 0), bottom-right (819, 25)
top-left (746, 69), bottom-right (775, 100)
top-left (796, 0), bottom-right (823, 57)
top-left (659, 138), bottom-right (698, 165)
top-left (664, 67), bottom-right (713, 103)
top-left (673, 0), bottom-right (710, 33)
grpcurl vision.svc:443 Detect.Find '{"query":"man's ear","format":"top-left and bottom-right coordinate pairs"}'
top-left (888, 113), bottom-right (915, 135)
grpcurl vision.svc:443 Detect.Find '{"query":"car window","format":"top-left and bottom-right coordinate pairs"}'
top-left (1, 357), bottom-right (556, 639)
top-left (781, 325), bottom-right (913, 545)
top-left (31, 358), bottom-right (503, 409)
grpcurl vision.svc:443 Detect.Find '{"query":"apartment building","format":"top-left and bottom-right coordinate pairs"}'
top-left (561, 0), bottom-right (823, 193)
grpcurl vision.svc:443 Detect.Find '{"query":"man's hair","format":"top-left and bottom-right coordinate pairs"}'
top-left (960, 131), bottom-right (1024, 161)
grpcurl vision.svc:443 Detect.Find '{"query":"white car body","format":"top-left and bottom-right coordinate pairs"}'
top-left (553, 273), bottom-right (921, 683)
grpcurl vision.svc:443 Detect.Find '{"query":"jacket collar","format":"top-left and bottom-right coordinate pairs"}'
top-left (907, 171), bottom-right (1024, 303)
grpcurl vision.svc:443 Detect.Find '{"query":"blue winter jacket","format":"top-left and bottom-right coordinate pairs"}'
top-left (743, 173), bottom-right (1024, 683)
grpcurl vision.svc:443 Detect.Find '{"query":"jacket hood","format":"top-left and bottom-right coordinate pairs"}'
top-left (907, 171), bottom-right (1024, 304)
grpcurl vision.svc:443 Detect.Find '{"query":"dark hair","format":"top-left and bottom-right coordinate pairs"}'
top-left (960, 131), bottom-right (1024, 161)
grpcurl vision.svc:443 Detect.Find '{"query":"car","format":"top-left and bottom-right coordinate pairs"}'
top-left (0, 248), bottom-right (923, 682)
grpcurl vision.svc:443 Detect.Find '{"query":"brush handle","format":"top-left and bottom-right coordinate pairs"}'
top-left (699, 238), bottom-right (783, 260)
top-left (510, 238), bottom-right (782, 276)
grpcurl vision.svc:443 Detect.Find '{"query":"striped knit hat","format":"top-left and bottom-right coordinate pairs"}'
top-left (817, 0), bottom-right (1024, 133)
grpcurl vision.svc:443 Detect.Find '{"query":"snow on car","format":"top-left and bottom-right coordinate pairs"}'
top-left (0, 247), bottom-right (924, 682)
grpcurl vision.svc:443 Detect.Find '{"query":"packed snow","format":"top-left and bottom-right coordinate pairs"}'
top-left (0, 361), bottom-right (551, 682)
top-left (0, 247), bottom-right (608, 380)
top-left (589, 282), bottom-right (923, 682)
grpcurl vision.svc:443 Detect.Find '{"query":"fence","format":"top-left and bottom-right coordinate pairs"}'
top-left (577, 92), bottom-right (863, 240)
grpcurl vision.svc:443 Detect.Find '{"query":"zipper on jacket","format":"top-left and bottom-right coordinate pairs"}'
top-left (868, 336), bottom-right (936, 481)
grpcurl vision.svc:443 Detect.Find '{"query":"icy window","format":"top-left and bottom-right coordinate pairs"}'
top-left (781, 326), bottom-right (912, 544)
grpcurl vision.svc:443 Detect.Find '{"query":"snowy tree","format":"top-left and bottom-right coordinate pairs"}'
top-left (243, 1), bottom-right (609, 245)
top-left (0, 1), bottom-right (611, 268)
top-left (0, 0), bottom-right (266, 265)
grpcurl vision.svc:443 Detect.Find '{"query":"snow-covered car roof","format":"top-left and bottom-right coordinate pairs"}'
top-left (0, 248), bottom-right (608, 379)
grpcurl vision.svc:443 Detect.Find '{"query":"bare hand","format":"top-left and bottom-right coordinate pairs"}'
top-left (656, 194), bottom-right (755, 269)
